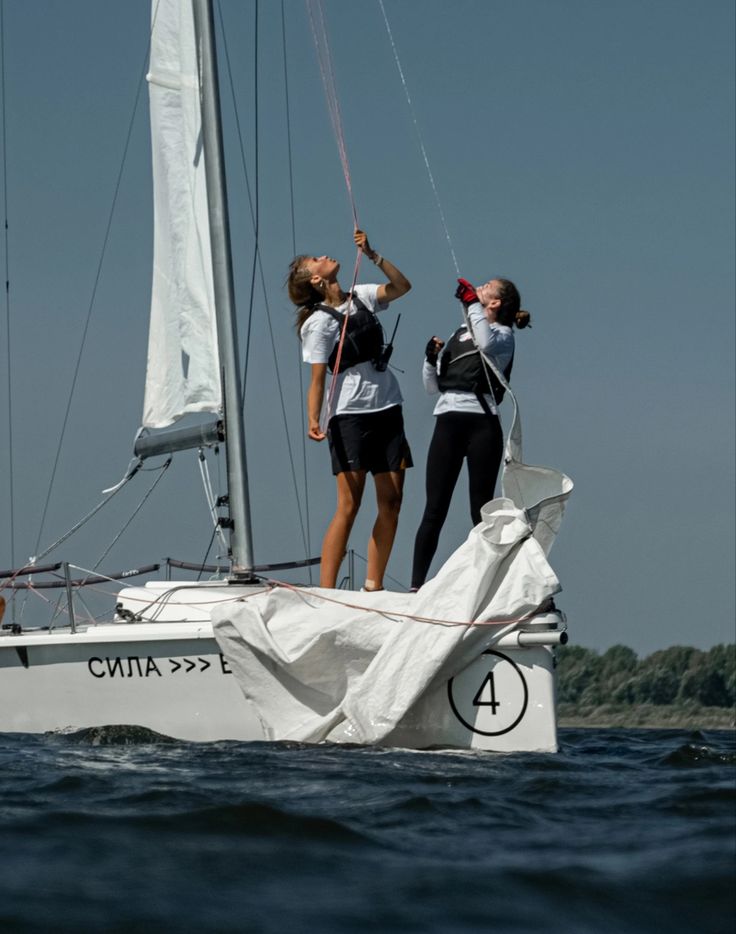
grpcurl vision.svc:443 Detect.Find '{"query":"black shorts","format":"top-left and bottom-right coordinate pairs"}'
top-left (328, 405), bottom-right (413, 476)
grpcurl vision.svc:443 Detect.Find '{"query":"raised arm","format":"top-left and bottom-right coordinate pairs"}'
top-left (354, 229), bottom-right (411, 304)
top-left (467, 302), bottom-right (494, 351)
top-left (456, 278), bottom-right (507, 357)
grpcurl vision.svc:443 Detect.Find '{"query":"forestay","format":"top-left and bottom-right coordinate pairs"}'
top-left (143, 0), bottom-right (220, 429)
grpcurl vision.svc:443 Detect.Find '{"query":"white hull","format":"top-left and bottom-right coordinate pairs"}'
top-left (1, 4), bottom-right (572, 756)
top-left (0, 624), bottom-right (260, 742)
top-left (0, 582), bottom-right (563, 751)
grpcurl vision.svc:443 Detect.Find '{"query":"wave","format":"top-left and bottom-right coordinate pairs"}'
top-left (660, 742), bottom-right (736, 766)
top-left (49, 724), bottom-right (179, 745)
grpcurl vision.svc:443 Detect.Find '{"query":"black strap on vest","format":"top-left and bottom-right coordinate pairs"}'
top-left (437, 325), bottom-right (513, 409)
top-left (474, 389), bottom-right (498, 418)
top-left (317, 296), bottom-right (385, 374)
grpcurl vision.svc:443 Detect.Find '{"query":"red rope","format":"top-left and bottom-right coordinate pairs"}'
top-left (306, 0), bottom-right (359, 227)
top-left (322, 248), bottom-right (363, 429)
top-left (263, 577), bottom-right (542, 629)
top-left (305, 2), bottom-right (370, 429)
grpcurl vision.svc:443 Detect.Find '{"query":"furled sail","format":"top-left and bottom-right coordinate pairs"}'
top-left (143, 0), bottom-right (221, 429)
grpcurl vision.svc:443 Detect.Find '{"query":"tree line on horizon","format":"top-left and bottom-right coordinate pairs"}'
top-left (556, 643), bottom-right (736, 709)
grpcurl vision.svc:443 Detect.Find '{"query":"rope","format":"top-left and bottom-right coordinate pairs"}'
top-left (31, 17), bottom-right (156, 561)
top-left (84, 458), bottom-right (172, 579)
top-left (29, 463), bottom-right (141, 566)
top-left (109, 581), bottom-right (272, 623)
top-left (217, 2), bottom-right (312, 564)
top-left (92, 573), bottom-right (546, 633)
top-left (306, 0), bottom-right (359, 227)
top-left (197, 449), bottom-right (229, 554)
top-left (347, 549), bottom-right (407, 591)
top-left (281, 0), bottom-right (297, 257)
top-left (461, 303), bottom-right (499, 409)
top-left (377, 0), bottom-right (459, 276)
top-left (281, 0), bottom-right (313, 581)
top-left (260, 578), bottom-right (544, 630)
top-left (304, 0), bottom-right (367, 427)
top-left (240, 0), bottom-right (259, 393)
top-left (1, 0), bottom-right (15, 608)
top-left (196, 524), bottom-right (219, 582)
top-left (322, 249), bottom-right (363, 430)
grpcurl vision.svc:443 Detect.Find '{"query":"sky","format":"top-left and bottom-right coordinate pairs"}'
top-left (0, 0), bottom-right (734, 656)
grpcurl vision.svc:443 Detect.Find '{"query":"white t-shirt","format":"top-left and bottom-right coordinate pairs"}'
top-left (300, 283), bottom-right (403, 418)
top-left (422, 302), bottom-right (515, 416)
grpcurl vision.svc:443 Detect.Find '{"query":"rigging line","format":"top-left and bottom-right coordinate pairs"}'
top-left (196, 523), bottom-right (219, 583)
top-left (84, 459), bottom-right (171, 579)
top-left (213, 1), bottom-right (259, 396)
top-left (48, 590), bottom-right (67, 627)
top-left (0, 0), bottom-right (16, 619)
top-left (377, 0), bottom-right (460, 276)
top-left (306, 0), bottom-right (358, 227)
top-left (198, 450), bottom-right (229, 554)
top-left (461, 302), bottom-right (498, 411)
top-left (215, 1), bottom-right (258, 255)
top-left (281, 1), bottom-right (297, 259)
top-left (305, 0), bottom-right (368, 426)
top-left (281, 0), bottom-right (312, 580)
top-left (241, 0), bottom-right (259, 389)
top-left (322, 247), bottom-right (363, 428)
top-left (30, 463), bottom-right (140, 566)
top-left (31, 19), bottom-right (157, 560)
top-left (67, 588), bottom-right (97, 626)
top-left (268, 577), bottom-right (541, 628)
top-left (348, 549), bottom-right (407, 592)
top-left (217, 4), bottom-right (311, 561)
top-left (242, 238), bottom-right (258, 392)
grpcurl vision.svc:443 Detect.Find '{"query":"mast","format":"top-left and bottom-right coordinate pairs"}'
top-left (191, 0), bottom-right (254, 577)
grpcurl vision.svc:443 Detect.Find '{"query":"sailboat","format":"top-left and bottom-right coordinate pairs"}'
top-left (0, 0), bottom-right (572, 751)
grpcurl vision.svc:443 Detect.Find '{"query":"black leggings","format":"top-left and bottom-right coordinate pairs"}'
top-left (411, 412), bottom-right (503, 588)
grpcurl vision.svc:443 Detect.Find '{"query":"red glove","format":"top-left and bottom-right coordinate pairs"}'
top-left (455, 278), bottom-right (477, 305)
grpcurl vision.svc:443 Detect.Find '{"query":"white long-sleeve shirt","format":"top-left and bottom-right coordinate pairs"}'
top-left (422, 302), bottom-right (514, 416)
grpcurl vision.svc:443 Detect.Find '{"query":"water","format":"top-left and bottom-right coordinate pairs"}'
top-left (0, 728), bottom-right (733, 933)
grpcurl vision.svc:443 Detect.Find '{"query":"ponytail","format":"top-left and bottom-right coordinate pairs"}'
top-left (286, 255), bottom-right (323, 335)
top-left (494, 278), bottom-right (531, 329)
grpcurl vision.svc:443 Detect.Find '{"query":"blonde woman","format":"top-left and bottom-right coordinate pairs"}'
top-left (287, 230), bottom-right (412, 590)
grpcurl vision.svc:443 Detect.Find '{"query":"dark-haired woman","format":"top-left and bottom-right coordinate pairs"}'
top-left (410, 277), bottom-right (531, 590)
top-left (287, 230), bottom-right (412, 591)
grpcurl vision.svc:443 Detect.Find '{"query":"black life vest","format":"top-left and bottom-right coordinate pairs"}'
top-left (319, 297), bottom-right (385, 374)
top-left (436, 325), bottom-right (513, 404)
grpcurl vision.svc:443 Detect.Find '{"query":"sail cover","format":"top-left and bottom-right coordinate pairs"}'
top-left (143, 0), bottom-right (221, 429)
top-left (211, 383), bottom-right (572, 745)
top-left (212, 497), bottom-right (563, 744)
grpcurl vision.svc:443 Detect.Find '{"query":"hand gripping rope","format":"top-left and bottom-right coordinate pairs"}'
top-left (306, 0), bottom-right (365, 429)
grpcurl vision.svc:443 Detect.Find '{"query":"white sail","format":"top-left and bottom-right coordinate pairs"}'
top-left (500, 381), bottom-right (573, 557)
top-left (143, 0), bottom-right (221, 429)
top-left (211, 497), bottom-right (561, 745)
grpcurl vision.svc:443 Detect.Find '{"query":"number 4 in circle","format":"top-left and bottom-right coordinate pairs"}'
top-left (473, 671), bottom-right (500, 714)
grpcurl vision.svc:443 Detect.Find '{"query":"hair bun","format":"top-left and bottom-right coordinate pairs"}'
top-left (515, 309), bottom-right (531, 329)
